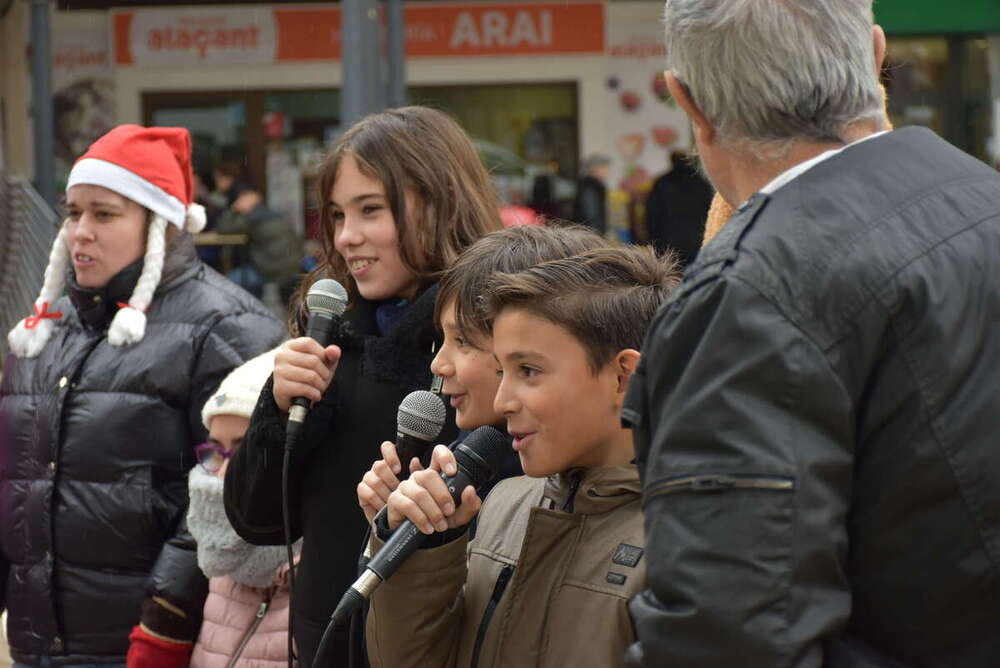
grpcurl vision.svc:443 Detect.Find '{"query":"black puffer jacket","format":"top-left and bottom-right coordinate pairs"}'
top-left (225, 285), bottom-right (457, 667)
top-left (624, 128), bottom-right (1000, 667)
top-left (0, 238), bottom-right (285, 665)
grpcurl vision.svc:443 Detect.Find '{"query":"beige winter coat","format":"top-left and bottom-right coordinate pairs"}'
top-left (367, 465), bottom-right (645, 668)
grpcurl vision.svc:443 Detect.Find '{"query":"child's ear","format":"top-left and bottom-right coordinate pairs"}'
top-left (614, 349), bottom-right (642, 395)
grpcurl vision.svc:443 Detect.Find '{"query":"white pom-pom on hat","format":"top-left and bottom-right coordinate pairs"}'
top-left (186, 202), bottom-right (207, 234)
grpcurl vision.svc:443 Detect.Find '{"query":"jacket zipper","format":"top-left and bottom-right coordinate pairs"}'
top-left (226, 591), bottom-right (272, 668)
top-left (645, 473), bottom-right (794, 501)
top-left (470, 564), bottom-right (515, 668)
top-left (561, 470), bottom-right (584, 513)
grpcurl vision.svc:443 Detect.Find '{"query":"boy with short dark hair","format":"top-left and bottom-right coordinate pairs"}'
top-left (365, 246), bottom-right (680, 668)
top-left (356, 224), bottom-right (607, 521)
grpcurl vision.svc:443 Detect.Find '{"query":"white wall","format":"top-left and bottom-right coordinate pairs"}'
top-left (0, 5), bottom-right (109, 178)
top-left (604, 1), bottom-right (692, 190)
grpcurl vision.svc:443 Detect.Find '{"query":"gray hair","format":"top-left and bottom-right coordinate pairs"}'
top-left (663, 0), bottom-right (885, 158)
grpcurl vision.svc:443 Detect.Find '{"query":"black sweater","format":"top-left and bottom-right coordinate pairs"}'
top-left (224, 285), bottom-right (456, 667)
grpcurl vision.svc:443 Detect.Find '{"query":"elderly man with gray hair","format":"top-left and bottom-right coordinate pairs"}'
top-left (623, 1), bottom-right (1000, 667)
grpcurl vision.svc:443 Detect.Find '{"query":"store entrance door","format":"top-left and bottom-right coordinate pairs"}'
top-left (145, 91), bottom-right (262, 195)
top-left (143, 88), bottom-right (341, 240)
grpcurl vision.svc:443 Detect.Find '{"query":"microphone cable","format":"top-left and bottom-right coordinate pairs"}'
top-left (280, 278), bottom-right (348, 668)
top-left (282, 420), bottom-right (302, 668)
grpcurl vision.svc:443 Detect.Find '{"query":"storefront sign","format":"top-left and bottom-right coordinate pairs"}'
top-left (406, 3), bottom-right (602, 56)
top-left (114, 8), bottom-right (278, 66)
top-left (113, 2), bottom-right (603, 65)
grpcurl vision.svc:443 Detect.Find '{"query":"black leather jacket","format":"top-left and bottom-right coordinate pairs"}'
top-left (0, 239), bottom-right (285, 665)
top-left (624, 128), bottom-right (1000, 667)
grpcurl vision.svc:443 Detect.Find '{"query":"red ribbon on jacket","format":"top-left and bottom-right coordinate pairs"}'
top-left (24, 302), bottom-right (63, 329)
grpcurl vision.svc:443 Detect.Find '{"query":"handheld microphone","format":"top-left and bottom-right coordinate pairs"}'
top-left (366, 390), bottom-right (448, 544)
top-left (332, 425), bottom-right (509, 626)
top-left (394, 390), bottom-right (447, 469)
top-left (362, 390), bottom-right (446, 581)
top-left (288, 279), bottom-right (349, 426)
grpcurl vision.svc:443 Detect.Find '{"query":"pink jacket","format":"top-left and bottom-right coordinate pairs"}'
top-left (189, 572), bottom-right (291, 668)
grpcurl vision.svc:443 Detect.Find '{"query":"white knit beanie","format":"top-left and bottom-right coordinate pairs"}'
top-left (6, 125), bottom-right (207, 358)
top-left (202, 347), bottom-right (280, 429)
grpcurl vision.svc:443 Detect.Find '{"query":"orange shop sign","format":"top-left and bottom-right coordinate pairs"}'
top-left (112, 2), bottom-right (604, 66)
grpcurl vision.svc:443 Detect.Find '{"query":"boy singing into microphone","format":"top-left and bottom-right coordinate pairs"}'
top-left (356, 224), bottom-right (607, 522)
top-left (364, 246), bottom-right (680, 668)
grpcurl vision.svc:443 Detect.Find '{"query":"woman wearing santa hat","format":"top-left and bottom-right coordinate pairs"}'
top-left (0, 125), bottom-right (286, 668)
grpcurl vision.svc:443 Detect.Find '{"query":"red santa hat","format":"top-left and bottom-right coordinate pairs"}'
top-left (7, 125), bottom-right (207, 358)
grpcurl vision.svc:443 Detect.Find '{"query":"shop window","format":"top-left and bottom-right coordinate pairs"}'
top-left (884, 35), bottom-right (993, 163)
top-left (410, 82), bottom-right (579, 212)
top-left (144, 82), bottom-right (582, 232)
top-left (262, 89), bottom-right (341, 240)
top-left (144, 89), bottom-right (340, 240)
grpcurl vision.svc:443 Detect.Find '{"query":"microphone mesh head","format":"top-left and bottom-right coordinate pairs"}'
top-left (306, 279), bottom-right (348, 318)
top-left (397, 391), bottom-right (447, 442)
top-left (454, 426), bottom-right (509, 486)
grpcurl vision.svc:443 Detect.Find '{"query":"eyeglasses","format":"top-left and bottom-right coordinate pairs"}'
top-left (194, 442), bottom-right (235, 474)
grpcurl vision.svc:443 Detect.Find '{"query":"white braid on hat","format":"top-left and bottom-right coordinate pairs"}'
top-left (7, 226), bottom-right (70, 358)
top-left (107, 213), bottom-right (168, 346)
top-left (107, 204), bottom-right (204, 346)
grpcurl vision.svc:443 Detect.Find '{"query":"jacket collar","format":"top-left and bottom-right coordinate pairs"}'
top-left (67, 235), bottom-right (200, 330)
top-left (542, 465), bottom-right (640, 515)
top-left (359, 283), bottom-right (443, 389)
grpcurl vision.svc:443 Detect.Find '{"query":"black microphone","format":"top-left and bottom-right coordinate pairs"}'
top-left (394, 390), bottom-right (447, 469)
top-left (332, 425), bottom-right (509, 626)
top-left (288, 279), bottom-right (348, 427)
top-left (362, 390), bottom-right (447, 582)
top-left (366, 390), bottom-right (448, 541)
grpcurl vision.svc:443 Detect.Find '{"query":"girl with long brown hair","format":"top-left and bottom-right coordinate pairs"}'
top-left (223, 106), bottom-right (502, 667)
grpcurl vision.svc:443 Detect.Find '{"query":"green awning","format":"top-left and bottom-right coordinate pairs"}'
top-left (875, 0), bottom-right (1000, 34)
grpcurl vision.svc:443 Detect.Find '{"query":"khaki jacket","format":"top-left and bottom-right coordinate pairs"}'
top-left (367, 465), bottom-right (645, 668)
